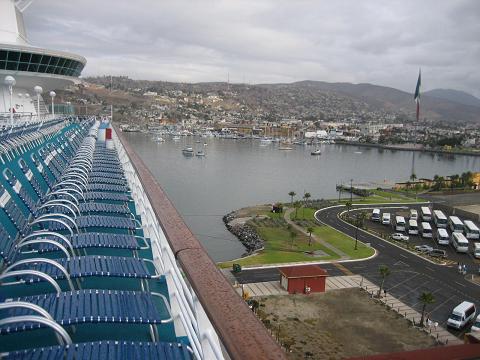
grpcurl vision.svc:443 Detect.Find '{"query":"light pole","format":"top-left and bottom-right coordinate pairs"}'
top-left (24, 93), bottom-right (31, 122)
top-left (4, 75), bottom-right (16, 127)
top-left (350, 178), bottom-right (353, 202)
top-left (17, 93), bottom-right (23, 114)
top-left (34, 86), bottom-right (43, 123)
top-left (49, 91), bottom-right (56, 118)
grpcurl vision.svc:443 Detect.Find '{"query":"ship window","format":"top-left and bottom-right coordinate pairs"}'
top-left (40, 55), bottom-right (51, 65)
top-left (0, 50), bottom-right (7, 61)
top-left (53, 66), bottom-right (61, 74)
top-left (57, 58), bottom-right (66, 68)
top-left (18, 62), bottom-right (28, 71)
top-left (30, 53), bottom-right (41, 64)
top-left (45, 65), bottom-right (55, 74)
top-left (37, 64), bottom-right (47, 72)
top-left (50, 57), bottom-right (60, 67)
top-left (6, 61), bottom-right (18, 70)
top-left (0, 60), bottom-right (5, 69)
top-left (28, 62), bottom-right (39, 72)
top-left (64, 59), bottom-right (72, 69)
top-left (7, 51), bottom-right (20, 61)
top-left (20, 52), bottom-right (31, 62)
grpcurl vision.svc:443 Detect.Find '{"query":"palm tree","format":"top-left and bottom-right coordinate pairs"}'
top-left (293, 201), bottom-right (302, 219)
top-left (419, 292), bottom-right (435, 327)
top-left (410, 173), bottom-right (418, 199)
top-left (288, 191), bottom-right (296, 205)
top-left (345, 201), bottom-right (352, 220)
top-left (461, 171), bottom-right (473, 188)
top-left (378, 265), bottom-right (391, 298)
top-left (405, 181), bottom-right (412, 192)
top-left (286, 224), bottom-right (297, 249)
top-left (307, 226), bottom-right (314, 246)
top-left (303, 192), bottom-right (311, 206)
top-left (302, 192), bottom-right (311, 218)
top-left (410, 173), bottom-right (417, 183)
top-left (450, 174), bottom-right (460, 190)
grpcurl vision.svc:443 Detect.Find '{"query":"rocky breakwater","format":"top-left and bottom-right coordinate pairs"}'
top-left (223, 211), bottom-right (264, 255)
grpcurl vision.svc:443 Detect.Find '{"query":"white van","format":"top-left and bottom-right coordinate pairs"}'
top-left (464, 220), bottom-right (480, 240)
top-left (474, 243), bottom-right (480, 259)
top-left (449, 216), bottom-right (464, 233)
top-left (436, 228), bottom-right (449, 245)
top-left (420, 222), bottom-right (432, 238)
top-left (421, 206), bottom-right (432, 222)
top-left (408, 219), bottom-right (418, 235)
top-left (451, 232), bottom-right (469, 253)
top-left (409, 209), bottom-right (418, 221)
top-left (471, 314), bottom-right (480, 332)
top-left (447, 301), bottom-right (476, 329)
top-left (382, 213), bottom-right (391, 225)
top-left (371, 208), bottom-right (381, 222)
top-left (395, 216), bottom-right (406, 232)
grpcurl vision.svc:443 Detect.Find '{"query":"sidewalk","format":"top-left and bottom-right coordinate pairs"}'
top-left (284, 207), bottom-right (349, 260)
top-left (357, 276), bottom-right (463, 345)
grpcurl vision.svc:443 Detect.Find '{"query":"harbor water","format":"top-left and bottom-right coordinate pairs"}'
top-left (124, 133), bottom-right (480, 262)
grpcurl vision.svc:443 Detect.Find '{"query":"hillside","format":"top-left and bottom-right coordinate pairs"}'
top-left (82, 77), bottom-right (480, 124)
top-left (424, 89), bottom-right (480, 108)
top-left (281, 81), bottom-right (480, 124)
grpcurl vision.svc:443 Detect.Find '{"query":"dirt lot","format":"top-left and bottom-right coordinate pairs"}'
top-left (257, 288), bottom-right (437, 359)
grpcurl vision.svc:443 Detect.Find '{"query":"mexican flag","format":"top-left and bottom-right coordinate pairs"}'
top-left (414, 70), bottom-right (421, 121)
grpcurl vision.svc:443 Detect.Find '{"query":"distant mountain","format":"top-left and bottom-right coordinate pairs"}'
top-left (424, 89), bottom-right (480, 108)
top-left (282, 81), bottom-right (480, 124)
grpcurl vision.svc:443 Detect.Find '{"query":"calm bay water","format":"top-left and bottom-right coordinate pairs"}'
top-left (124, 133), bottom-right (480, 262)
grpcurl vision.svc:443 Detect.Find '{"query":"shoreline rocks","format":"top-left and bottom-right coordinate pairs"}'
top-left (223, 211), bottom-right (264, 256)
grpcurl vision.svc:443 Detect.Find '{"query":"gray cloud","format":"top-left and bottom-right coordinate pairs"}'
top-left (23, 0), bottom-right (480, 96)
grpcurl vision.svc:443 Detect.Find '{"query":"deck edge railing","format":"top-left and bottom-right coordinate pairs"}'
top-left (113, 125), bottom-right (286, 360)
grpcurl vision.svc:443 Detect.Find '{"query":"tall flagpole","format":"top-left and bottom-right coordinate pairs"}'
top-left (411, 69), bottom-right (421, 181)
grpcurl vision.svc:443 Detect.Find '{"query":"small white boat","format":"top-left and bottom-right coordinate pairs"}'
top-left (154, 136), bottom-right (165, 142)
top-left (311, 149), bottom-right (321, 155)
top-left (279, 145), bottom-right (293, 151)
top-left (172, 136), bottom-right (181, 141)
top-left (196, 150), bottom-right (206, 157)
top-left (203, 143), bottom-right (208, 146)
top-left (182, 147), bottom-right (194, 156)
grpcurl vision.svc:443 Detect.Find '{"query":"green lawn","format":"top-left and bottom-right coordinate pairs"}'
top-left (289, 207), bottom-right (317, 221)
top-left (313, 225), bottom-right (375, 259)
top-left (291, 207), bottom-right (375, 259)
top-left (339, 189), bottom-right (422, 204)
top-left (218, 224), bottom-right (339, 269)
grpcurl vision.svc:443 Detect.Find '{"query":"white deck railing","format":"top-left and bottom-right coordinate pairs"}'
top-left (113, 127), bottom-right (225, 360)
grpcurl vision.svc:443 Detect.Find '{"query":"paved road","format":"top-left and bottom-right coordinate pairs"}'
top-left (315, 204), bottom-right (480, 338)
top-left (233, 263), bottom-right (344, 284)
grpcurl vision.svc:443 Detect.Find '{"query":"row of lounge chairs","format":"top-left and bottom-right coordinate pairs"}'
top-left (0, 119), bottom-right (192, 359)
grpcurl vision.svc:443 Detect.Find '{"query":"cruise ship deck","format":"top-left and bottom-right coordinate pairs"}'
top-left (0, 116), bottom-right (285, 359)
top-left (0, 1), bottom-right (285, 358)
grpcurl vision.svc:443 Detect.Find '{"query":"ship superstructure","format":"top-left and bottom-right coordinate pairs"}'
top-left (0, 1), bottom-right (284, 359)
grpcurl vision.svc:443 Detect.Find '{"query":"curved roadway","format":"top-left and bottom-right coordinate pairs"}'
top-left (315, 204), bottom-right (480, 336)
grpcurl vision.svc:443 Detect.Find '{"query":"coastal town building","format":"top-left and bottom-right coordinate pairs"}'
top-left (279, 265), bottom-right (328, 294)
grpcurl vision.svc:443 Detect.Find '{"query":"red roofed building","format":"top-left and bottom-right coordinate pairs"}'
top-left (278, 265), bottom-right (328, 294)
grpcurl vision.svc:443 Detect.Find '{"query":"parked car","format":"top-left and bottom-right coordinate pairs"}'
top-left (414, 245), bottom-right (434, 253)
top-left (391, 233), bottom-right (409, 242)
top-left (428, 249), bottom-right (447, 258)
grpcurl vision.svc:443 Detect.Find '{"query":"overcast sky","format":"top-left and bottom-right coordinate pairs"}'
top-left (24, 0), bottom-right (480, 96)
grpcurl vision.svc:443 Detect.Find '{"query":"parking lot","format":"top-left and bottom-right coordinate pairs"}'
top-left (361, 205), bottom-right (480, 270)
top-left (317, 204), bottom-right (480, 338)
top-left (344, 258), bottom-right (478, 339)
